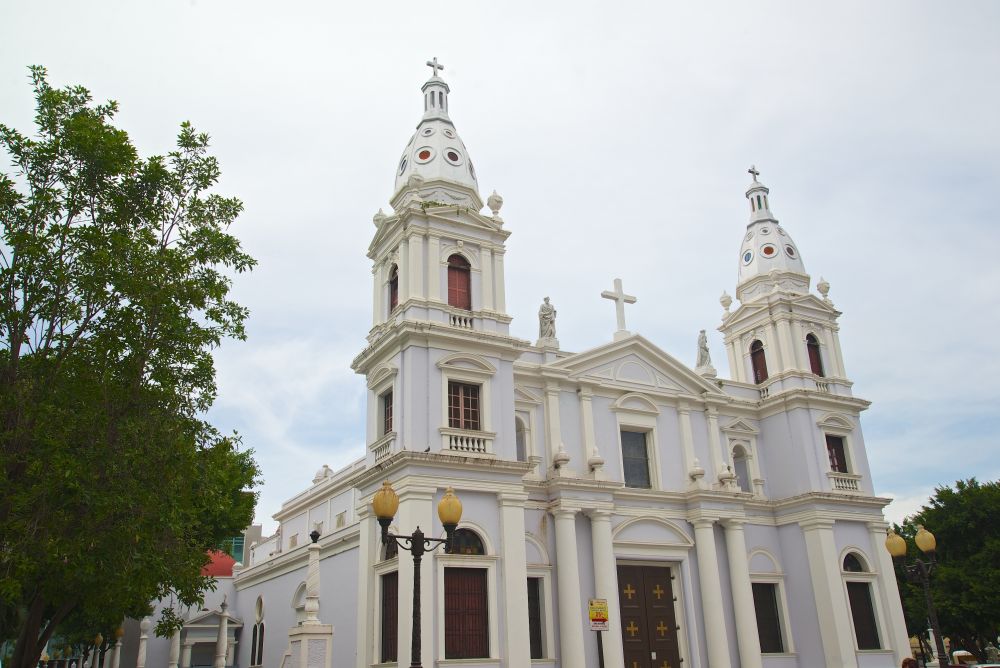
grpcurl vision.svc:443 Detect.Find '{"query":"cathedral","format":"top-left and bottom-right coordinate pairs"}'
top-left (128, 60), bottom-right (910, 668)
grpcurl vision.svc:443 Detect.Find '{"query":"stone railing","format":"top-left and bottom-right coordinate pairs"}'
top-left (449, 311), bottom-right (474, 329)
top-left (815, 379), bottom-right (830, 393)
top-left (439, 427), bottom-right (495, 455)
top-left (759, 385), bottom-right (770, 400)
top-left (370, 431), bottom-right (396, 463)
top-left (827, 471), bottom-right (862, 492)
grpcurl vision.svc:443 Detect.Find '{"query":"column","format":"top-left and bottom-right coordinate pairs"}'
top-left (831, 326), bottom-right (847, 378)
top-left (553, 508), bottom-right (586, 667)
top-left (168, 628), bottom-right (181, 668)
top-left (726, 340), bottom-right (742, 383)
top-left (588, 510), bottom-right (624, 668)
top-left (790, 321), bottom-right (807, 370)
top-left (494, 251), bottom-right (506, 313)
top-left (480, 246), bottom-right (494, 311)
top-left (578, 386), bottom-right (604, 478)
top-left (544, 382), bottom-right (566, 469)
top-left (398, 238), bottom-right (410, 304)
top-left (767, 323), bottom-right (786, 370)
top-left (135, 617), bottom-right (151, 668)
top-left (213, 600), bottom-right (229, 668)
top-left (705, 407), bottom-right (724, 485)
top-left (499, 493), bottom-right (531, 665)
top-left (354, 505), bottom-right (374, 668)
top-left (677, 403), bottom-right (699, 487)
top-left (180, 641), bottom-right (193, 668)
top-left (776, 318), bottom-right (796, 372)
top-left (692, 519), bottom-right (732, 668)
top-left (868, 522), bottom-right (911, 665)
top-left (800, 519), bottom-right (856, 668)
top-left (372, 264), bottom-right (382, 326)
top-left (408, 233), bottom-right (424, 300)
top-left (427, 235), bottom-right (441, 302)
top-left (395, 488), bottom-right (434, 667)
top-left (723, 520), bottom-right (763, 668)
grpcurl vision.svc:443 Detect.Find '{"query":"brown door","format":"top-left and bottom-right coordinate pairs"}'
top-left (618, 565), bottom-right (682, 668)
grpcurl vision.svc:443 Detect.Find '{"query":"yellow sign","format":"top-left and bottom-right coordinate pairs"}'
top-left (589, 598), bottom-right (609, 631)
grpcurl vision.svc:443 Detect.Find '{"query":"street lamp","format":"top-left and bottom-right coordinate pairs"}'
top-left (886, 525), bottom-right (948, 666)
top-left (371, 480), bottom-right (462, 668)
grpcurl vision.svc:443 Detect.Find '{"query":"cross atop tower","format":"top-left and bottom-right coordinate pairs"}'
top-left (426, 57), bottom-right (444, 78)
top-left (601, 278), bottom-right (637, 342)
top-left (748, 164), bottom-right (760, 182)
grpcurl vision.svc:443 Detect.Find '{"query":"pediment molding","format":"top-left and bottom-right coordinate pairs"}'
top-left (721, 418), bottom-right (760, 435)
top-left (816, 412), bottom-right (854, 434)
top-left (612, 392), bottom-right (660, 416)
top-left (436, 352), bottom-right (497, 376)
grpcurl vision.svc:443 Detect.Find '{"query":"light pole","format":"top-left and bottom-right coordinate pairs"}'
top-left (885, 525), bottom-right (948, 666)
top-left (371, 481), bottom-right (463, 668)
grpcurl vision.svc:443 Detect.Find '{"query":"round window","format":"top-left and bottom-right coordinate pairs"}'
top-left (742, 250), bottom-right (754, 265)
top-left (784, 245), bottom-right (797, 258)
top-left (398, 157), bottom-right (407, 175)
top-left (760, 243), bottom-right (778, 258)
top-left (444, 148), bottom-right (462, 165)
top-left (760, 227), bottom-right (771, 235)
top-left (415, 147), bottom-right (434, 163)
top-left (420, 127), bottom-right (435, 137)
top-left (469, 161), bottom-right (476, 179)
top-left (443, 129), bottom-right (456, 138)
top-left (777, 227), bottom-right (787, 236)
top-left (745, 231), bottom-right (753, 242)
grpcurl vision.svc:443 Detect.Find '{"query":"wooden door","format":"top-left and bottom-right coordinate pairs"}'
top-left (617, 565), bottom-right (682, 668)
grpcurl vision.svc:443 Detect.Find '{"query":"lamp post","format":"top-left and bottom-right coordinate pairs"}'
top-left (371, 481), bottom-right (462, 668)
top-left (885, 525), bottom-right (948, 666)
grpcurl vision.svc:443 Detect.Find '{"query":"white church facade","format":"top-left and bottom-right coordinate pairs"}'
top-left (126, 61), bottom-right (911, 668)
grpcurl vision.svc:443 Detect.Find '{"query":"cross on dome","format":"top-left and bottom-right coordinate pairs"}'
top-left (601, 278), bottom-right (637, 342)
top-left (748, 165), bottom-right (760, 182)
top-left (426, 57), bottom-right (444, 78)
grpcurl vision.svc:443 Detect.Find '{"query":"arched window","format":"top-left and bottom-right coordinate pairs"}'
top-left (447, 254), bottom-right (472, 310)
top-left (750, 340), bottom-right (768, 384)
top-left (732, 444), bottom-right (751, 493)
top-left (515, 417), bottom-right (527, 462)
top-left (806, 333), bottom-right (824, 376)
top-left (388, 265), bottom-right (399, 313)
top-left (451, 528), bottom-right (485, 555)
top-left (250, 625), bottom-right (258, 665)
top-left (256, 622), bottom-right (264, 665)
top-left (841, 552), bottom-right (881, 649)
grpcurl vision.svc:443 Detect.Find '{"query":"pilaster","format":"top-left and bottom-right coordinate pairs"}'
top-left (408, 233), bottom-right (424, 300)
top-left (354, 504), bottom-right (374, 668)
top-left (677, 402), bottom-right (700, 488)
top-left (578, 385), bottom-right (604, 479)
top-left (706, 407), bottom-right (724, 486)
top-left (499, 492), bottom-right (531, 666)
top-left (494, 251), bottom-right (506, 313)
top-left (776, 318), bottom-right (796, 372)
top-left (180, 641), bottom-right (193, 668)
top-left (372, 264), bottom-right (382, 326)
top-left (427, 235), bottom-right (441, 302)
top-left (868, 521), bottom-right (911, 664)
top-left (726, 340), bottom-right (741, 383)
top-left (545, 381), bottom-right (569, 473)
top-left (480, 246), bottom-right (494, 311)
top-left (398, 237), bottom-right (410, 303)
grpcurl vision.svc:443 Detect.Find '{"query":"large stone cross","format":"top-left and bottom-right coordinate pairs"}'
top-left (748, 164), bottom-right (760, 182)
top-left (426, 57), bottom-right (444, 77)
top-left (602, 278), bottom-right (637, 341)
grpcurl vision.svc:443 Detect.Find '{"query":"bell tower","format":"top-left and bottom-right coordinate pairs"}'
top-left (352, 60), bottom-right (527, 467)
top-left (718, 167), bottom-right (850, 394)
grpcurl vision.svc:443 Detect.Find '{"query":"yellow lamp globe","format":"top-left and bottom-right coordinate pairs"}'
top-left (915, 525), bottom-right (937, 553)
top-left (438, 487), bottom-right (463, 527)
top-left (371, 480), bottom-right (399, 521)
top-left (885, 530), bottom-right (907, 558)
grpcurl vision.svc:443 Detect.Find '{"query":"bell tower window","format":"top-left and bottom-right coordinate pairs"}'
top-left (388, 265), bottom-right (399, 313)
top-left (447, 254), bottom-right (472, 310)
top-left (806, 333), bottom-right (824, 376)
top-left (750, 340), bottom-right (768, 384)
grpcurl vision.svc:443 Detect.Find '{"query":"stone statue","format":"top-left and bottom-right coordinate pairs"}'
top-left (695, 329), bottom-right (717, 377)
top-left (538, 297), bottom-right (557, 340)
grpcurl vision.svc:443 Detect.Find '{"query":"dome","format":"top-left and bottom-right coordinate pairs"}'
top-left (202, 549), bottom-right (236, 577)
top-left (391, 60), bottom-right (482, 209)
top-left (736, 167), bottom-right (810, 302)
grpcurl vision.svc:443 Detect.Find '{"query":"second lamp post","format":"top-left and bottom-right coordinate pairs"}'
top-left (372, 481), bottom-right (463, 668)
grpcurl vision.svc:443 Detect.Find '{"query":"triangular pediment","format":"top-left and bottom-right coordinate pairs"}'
top-left (547, 334), bottom-right (725, 397)
top-left (185, 609), bottom-right (244, 628)
top-left (720, 418), bottom-right (759, 435)
top-left (514, 385), bottom-right (543, 405)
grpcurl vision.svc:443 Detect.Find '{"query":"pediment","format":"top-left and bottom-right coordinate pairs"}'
top-left (613, 517), bottom-right (693, 547)
top-left (547, 335), bottom-right (724, 398)
top-left (817, 412), bottom-right (854, 432)
top-left (514, 385), bottom-right (543, 405)
top-left (185, 610), bottom-right (244, 628)
top-left (720, 418), bottom-right (759, 435)
top-left (436, 352), bottom-right (496, 376)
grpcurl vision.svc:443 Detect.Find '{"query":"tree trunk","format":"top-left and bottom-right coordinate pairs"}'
top-left (10, 597), bottom-right (76, 668)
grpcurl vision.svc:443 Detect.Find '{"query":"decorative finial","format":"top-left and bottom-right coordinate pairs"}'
top-left (748, 164), bottom-right (760, 182)
top-left (720, 290), bottom-right (732, 316)
top-left (373, 208), bottom-right (387, 228)
top-left (487, 190), bottom-right (504, 217)
top-left (426, 57), bottom-right (444, 78)
top-left (817, 276), bottom-right (831, 301)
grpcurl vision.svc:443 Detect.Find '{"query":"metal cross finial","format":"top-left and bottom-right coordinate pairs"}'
top-left (601, 278), bottom-right (637, 340)
top-left (748, 164), bottom-right (760, 182)
top-left (426, 57), bottom-right (444, 77)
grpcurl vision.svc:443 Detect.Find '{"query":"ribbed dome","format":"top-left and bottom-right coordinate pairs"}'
top-left (391, 63), bottom-right (481, 208)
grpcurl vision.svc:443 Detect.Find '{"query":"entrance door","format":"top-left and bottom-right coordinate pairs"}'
top-left (618, 565), bottom-right (682, 668)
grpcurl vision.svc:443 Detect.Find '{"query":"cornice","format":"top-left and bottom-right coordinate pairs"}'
top-left (234, 526), bottom-right (360, 589)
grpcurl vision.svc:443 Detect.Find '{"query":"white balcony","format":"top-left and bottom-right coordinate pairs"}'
top-left (439, 427), bottom-right (495, 456)
top-left (370, 431), bottom-right (396, 463)
top-left (827, 471), bottom-right (863, 492)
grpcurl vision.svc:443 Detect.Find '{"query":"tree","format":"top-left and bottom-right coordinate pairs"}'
top-left (892, 479), bottom-right (1000, 661)
top-left (0, 67), bottom-right (260, 668)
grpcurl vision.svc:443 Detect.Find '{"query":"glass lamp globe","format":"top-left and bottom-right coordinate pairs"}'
top-left (915, 525), bottom-right (937, 553)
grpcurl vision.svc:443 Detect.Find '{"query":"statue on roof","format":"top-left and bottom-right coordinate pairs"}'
top-left (538, 297), bottom-right (557, 340)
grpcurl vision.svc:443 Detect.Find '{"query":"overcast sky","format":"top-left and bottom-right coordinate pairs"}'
top-left (3, 1), bottom-right (998, 533)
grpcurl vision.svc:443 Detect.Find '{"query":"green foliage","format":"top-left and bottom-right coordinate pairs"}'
top-left (0, 66), bottom-right (260, 668)
top-left (892, 479), bottom-right (1000, 660)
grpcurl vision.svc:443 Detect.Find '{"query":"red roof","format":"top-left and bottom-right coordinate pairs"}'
top-left (202, 550), bottom-right (236, 577)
